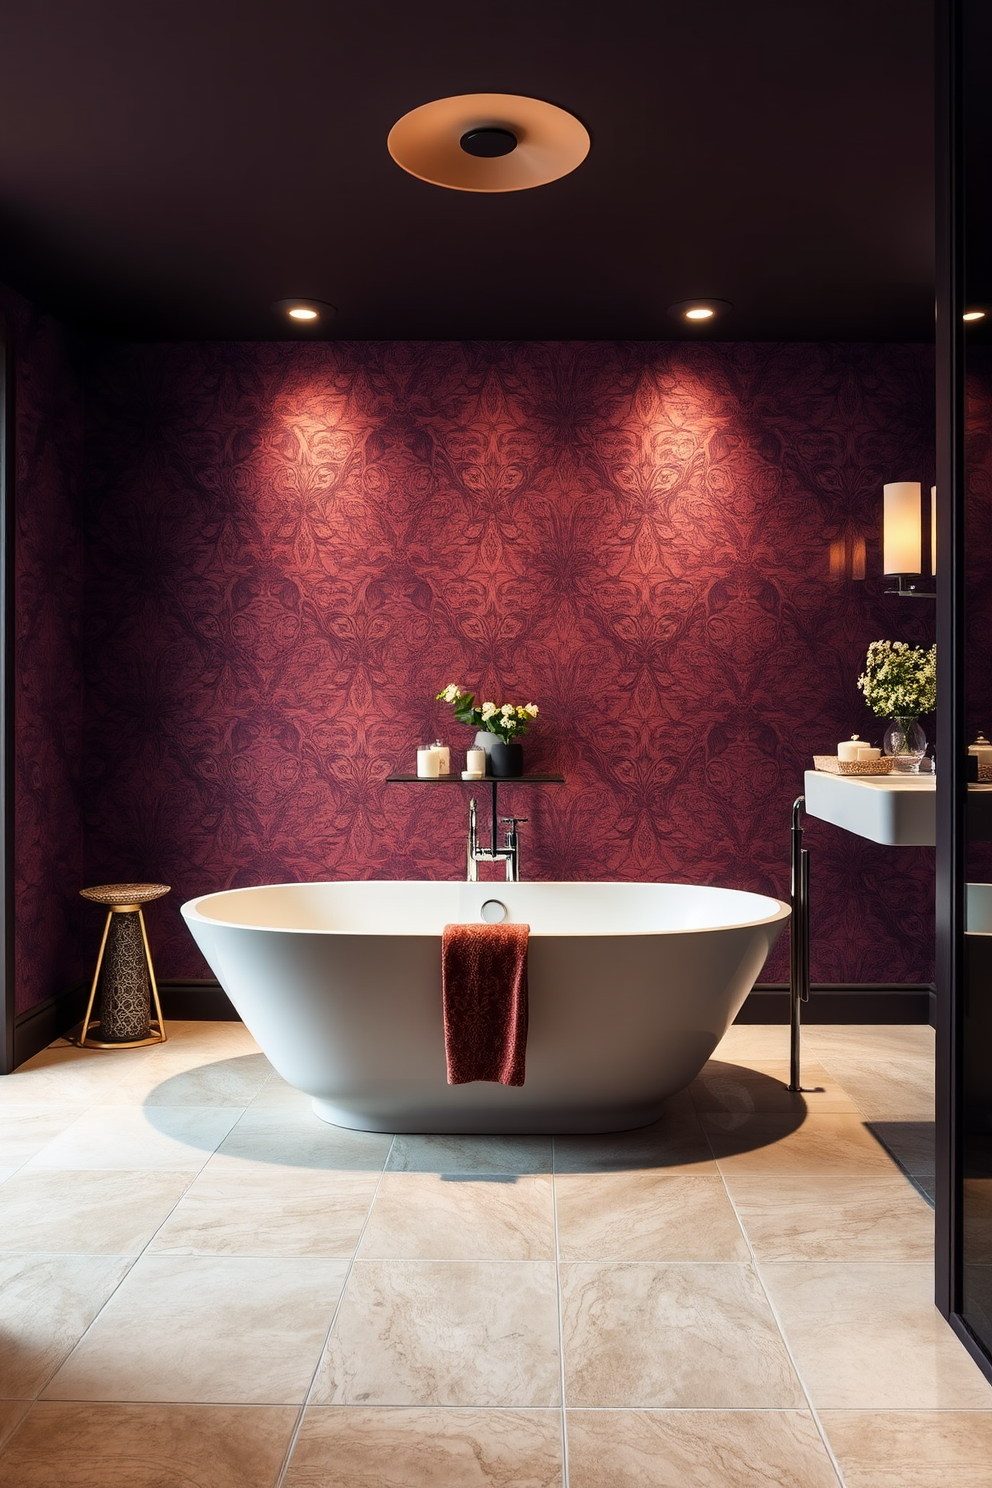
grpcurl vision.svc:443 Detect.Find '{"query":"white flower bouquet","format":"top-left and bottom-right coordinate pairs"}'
top-left (436, 684), bottom-right (539, 744)
top-left (857, 640), bottom-right (936, 718)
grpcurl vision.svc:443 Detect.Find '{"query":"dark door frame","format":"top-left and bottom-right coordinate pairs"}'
top-left (0, 332), bottom-right (15, 1076)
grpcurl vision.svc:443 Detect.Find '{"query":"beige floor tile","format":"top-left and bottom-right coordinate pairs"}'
top-left (713, 1025), bottom-right (793, 1062)
top-left (560, 1261), bottom-right (803, 1408)
top-left (761, 1261), bottom-right (992, 1408)
top-left (0, 1046), bottom-right (147, 1106)
top-left (821, 1409), bottom-right (992, 1487)
top-left (566, 1408), bottom-right (841, 1488)
top-left (100, 1052), bottom-right (273, 1107)
top-left (0, 1107), bottom-right (88, 1167)
top-left (44, 1254), bottom-right (348, 1404)
top-left (0, 1170), bottom-right (190, 1254)
top-left (0, 1401), bottom-right (31, 1451)
top-left (360, 1173), bottom-right (554, 1261)
top-left (149, 1167), bottom-right (378, 1256)
top-left (703, 1112), bottom-right (898, 1175)
top-left (725, 1173), bottom-right (934, 1261)
top-left (214, 1107), bottom-right (392, 1172)
top-left (313, 1259), bottom-right (561, 1407)
top-left (249, 1075), bottom-right (315, 1110)
top-left (555, 1173), bottom-right (748, 1262)
top-left (810, 1057), bottom-right (934, 1121)
top-left (689, 1059), bottom-right (858, 1115)
top-left (0, 1254), bottom-right (133, 1399)
top-left (554, 1111), bottom-right (718, 1175)
top-left (285, 1406), bottom-right (563, 1487)
top-left (0, 1401), bottom-right (297, 1487)
top-left (155, 1021), bottom-right (261, 1055)
top-left (866, 1120), bottom-right (935, 1176)
top-left (805, 1024), bottom-right (935, 1060)
top-left (24, 1105), bottom-right (238, 1171)
top-left (387, 1134), bottom-right (553, 1176)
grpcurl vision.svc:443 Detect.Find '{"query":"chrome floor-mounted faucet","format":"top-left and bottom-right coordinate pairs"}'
top-left (467, 798), bottom-right (527, 882)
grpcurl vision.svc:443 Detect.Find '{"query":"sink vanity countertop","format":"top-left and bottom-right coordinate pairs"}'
top-left (803, 769), bottom-right (992, 846)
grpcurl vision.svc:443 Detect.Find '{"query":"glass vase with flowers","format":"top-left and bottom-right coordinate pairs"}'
top-left (857, 640), bottom-right (936, 773)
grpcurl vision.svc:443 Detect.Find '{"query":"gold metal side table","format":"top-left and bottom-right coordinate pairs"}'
top-left (78, 883), bottom-right (170, 1049)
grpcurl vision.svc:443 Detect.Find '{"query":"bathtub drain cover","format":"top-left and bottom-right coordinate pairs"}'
top-left (481, 899), bottom-right (508, 923)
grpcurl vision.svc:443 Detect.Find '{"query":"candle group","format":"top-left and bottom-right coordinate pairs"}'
top-left (837, 735), bottom-right (880, 762)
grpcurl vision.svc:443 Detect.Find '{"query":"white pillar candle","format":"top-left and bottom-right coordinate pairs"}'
top-left (417, 747), bottom-right (440, 778)
top-left (837, 736), bottom-right (864, 761)
top-left (466, 748), bottom-right (486, 774)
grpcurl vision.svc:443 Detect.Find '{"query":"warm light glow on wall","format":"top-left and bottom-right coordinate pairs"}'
top-left (883, 482), bottom-right (922, 574)
top-left (829, 532), bottom-right (866, 581)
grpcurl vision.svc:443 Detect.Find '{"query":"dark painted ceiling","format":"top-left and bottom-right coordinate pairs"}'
top-left (0, 0), bottom-right (935, 341)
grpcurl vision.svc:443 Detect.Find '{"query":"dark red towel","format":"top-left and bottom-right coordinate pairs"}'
top-left (442, 922), bottom-right (529, 1086)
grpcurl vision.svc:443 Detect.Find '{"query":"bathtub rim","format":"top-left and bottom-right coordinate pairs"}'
top-left (181, 879), bottom-right (792, 938)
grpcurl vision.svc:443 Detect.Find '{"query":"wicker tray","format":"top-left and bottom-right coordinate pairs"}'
top-left (813, 755), bottom-right (894, 776)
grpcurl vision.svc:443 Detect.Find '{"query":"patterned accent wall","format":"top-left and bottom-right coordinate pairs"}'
top-left (81, 341), bottom-right (936, 984)
top-left (2, 286), bottom-right (87, 1014)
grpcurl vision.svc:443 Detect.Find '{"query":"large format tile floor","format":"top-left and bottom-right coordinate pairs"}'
top-left (0, 1019), bottom-right (989, 1485)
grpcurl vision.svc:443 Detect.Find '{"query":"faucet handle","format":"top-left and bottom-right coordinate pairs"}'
top-left (499, 816), bottom-right (528, 826)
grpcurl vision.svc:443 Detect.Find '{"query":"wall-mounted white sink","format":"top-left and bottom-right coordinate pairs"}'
top-left (803, 770), bottom-right (992, 846)
top-left (803, 769), bottom-right (936, 846)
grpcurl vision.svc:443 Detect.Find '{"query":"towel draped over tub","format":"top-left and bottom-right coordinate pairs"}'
top-left (441, 922), bottom-right (529, 1086)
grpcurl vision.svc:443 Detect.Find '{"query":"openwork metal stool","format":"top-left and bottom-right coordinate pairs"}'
top-left (78, 883), bottom-right (170, 1049)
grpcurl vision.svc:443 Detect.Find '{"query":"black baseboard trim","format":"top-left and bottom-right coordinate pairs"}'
top-left (13, 981), bottom-right (88, 1067)
top-left (737, 982), bottom-right (937, 1026)
top-left (158, 979), bottom-right (240, 1021)
top-left (5, 976), bottom-right (938, 1073)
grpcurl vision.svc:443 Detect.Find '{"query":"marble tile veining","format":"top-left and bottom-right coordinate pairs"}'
top-left (0, 1254), bottom-right (134, 1400)
top-left (761, 1261), bottom-right (992, 1409)
top-left (44, 1254), bottom-right (349, 1404)
top-left (0, 1402), bottom-right (298, 1488)
top-left (0, 1170), bottom-right (191, 1255)
top-left (285, 1407), bottom-right (564, 1488)
top-left (820, 1409), bottom-right (992, 1487)
top-left (560, 1262), bottom-right (804, 1408)
top-left (723, 1173), bottom-right (934, 1262)
top-left (359, 1173), bottom-right (555, 1261)
top-left (566, 1409), bottom-right (841, 1488)
top-left (313, 1260), bottom-right (561, 1407)
top-left (555, 1172), bottom-right (748, 1262)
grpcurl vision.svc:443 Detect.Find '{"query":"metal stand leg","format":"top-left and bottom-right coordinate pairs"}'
top-left (789, 795), bottom-right (810, 1091)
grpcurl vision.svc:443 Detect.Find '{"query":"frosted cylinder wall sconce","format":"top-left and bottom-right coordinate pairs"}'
top-left (883, 481), bottom-right (935, 597)
top-left (883, 482), bottom-right (922, 573)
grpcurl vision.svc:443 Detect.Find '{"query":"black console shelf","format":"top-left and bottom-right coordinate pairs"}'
top-left (386, 774), bottom-right (565, 865)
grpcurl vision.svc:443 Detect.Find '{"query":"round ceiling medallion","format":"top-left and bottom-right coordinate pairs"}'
top-left (387, 93), bottom-right (590, 193)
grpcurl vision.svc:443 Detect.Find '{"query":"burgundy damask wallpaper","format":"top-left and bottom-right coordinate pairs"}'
top-left (2, 285), bottom-right (87, 1015)
top-left (79, 339), bottom-right (936, 985)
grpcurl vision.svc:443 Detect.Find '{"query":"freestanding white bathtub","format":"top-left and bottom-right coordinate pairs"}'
top-left (181, 880), bottom-right (789, 1134)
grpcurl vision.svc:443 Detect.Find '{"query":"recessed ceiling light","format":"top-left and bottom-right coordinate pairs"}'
top-left (667, 299), bottom-right (733, 324)
top-left (963, 309), bottom-right (986, 322)
top-left (387, 93), bottom-right (590, 192)
top-left (271, 297), bottom-right (337, 325)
